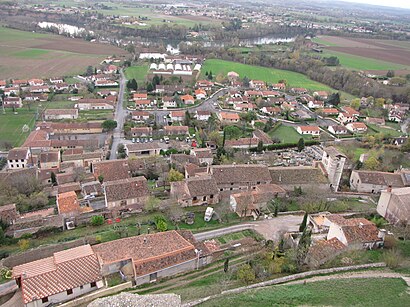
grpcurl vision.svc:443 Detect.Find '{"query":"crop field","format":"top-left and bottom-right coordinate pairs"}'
top-left (0, 27), bottom-right (128, 79)
top-left (201, 278), bottom-right (409, 307)
top-left (313, 35), bottom-right (410, 74)
top-left (201, 59), bottom-right (333, 91)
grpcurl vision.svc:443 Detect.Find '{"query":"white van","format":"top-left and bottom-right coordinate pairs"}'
top-left (204, 207), bottom-right (214, 222)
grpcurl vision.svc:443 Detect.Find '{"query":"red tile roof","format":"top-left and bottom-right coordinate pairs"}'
top-left (57, 191), bottom-right (80, 214)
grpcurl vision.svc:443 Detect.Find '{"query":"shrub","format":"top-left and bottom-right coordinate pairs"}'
top-left (382, 249), bottom-right (403, 269)
top-left (236, 264), bottom-right (256, 284)
top-left (18, 239), bottom-right (30, 251)
top-left (90, 215), bottom-right (105, 226)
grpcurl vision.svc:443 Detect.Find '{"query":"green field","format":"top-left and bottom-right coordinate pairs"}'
top-left (125, 64), bottom-right (149, 82)
top-left (311, 37), bottom-right (338, 46)
top-left (201, 278), bottom-right (409, 307)
top-left (0, 108), bottom-right (37, 149)
top-left (268, 125), bottom-right (312, 143)
top-left (367, 123), bottom-right (404, 137)
top-left (201, 59), bottom-right (334, 91)
top-left (320, 50), bottom-right (406, 71)
top-left (13, 49), bottom-right (50, 58)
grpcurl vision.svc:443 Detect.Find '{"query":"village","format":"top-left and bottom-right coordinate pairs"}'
top-left (0, 45), bottom-right (409, 306)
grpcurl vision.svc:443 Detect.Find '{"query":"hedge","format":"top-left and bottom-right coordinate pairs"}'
top-left (249, 140), bottom-right (320, 152)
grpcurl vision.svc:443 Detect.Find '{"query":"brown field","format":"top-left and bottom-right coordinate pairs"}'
top-left (319, 36), bottom-right (410, 66)
top-left (0, 28), bottom-right (128, 79)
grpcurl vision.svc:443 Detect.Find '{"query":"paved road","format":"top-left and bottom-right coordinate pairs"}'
top-left (193, 214), bottom-right (303, 242)
top-left (110, 69), bottom-right (127, 160)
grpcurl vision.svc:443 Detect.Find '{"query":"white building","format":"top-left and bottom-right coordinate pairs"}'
top-left (321, 146), bottom-right (346, 191)
top-left (7, 147), bottom-right (30, 169)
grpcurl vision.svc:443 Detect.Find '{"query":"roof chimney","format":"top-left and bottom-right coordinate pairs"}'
top-left (143, 237), bottom-right (147, 244)
top-left (387, 185), bottom-right (392, 193)
top-left (359, 222), bottom-right (363, 229)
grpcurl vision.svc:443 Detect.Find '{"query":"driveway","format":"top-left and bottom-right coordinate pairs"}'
top-left (193, 214), bottom-right (303, 242)
top-left (110, 69), bottom-right (127, 160)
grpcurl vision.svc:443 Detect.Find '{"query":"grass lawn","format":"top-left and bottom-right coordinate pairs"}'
top-left (367, 124), bottom-right (404, 137)
top-left (201, 278), bottom-right (409, 307)
top-left (125, 64), bottom-right (149, 83)
top-left (201, 59), bottom-right (333, 91)
top-left (45, 100), bottom-right (76, 109)
top-left (320, 50), bottom-right (406, 71)
top-left (0, 108), bottom-right (37, 149)
top-left (268, 125), bottom-right (312, 144)
top-left (216, 230), bottom-right (256, 244)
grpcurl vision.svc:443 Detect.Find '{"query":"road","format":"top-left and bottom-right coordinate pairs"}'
top-left (193, 214), bottom-right (303, 242)
top-left (110, 69), bottom-right (127, 160)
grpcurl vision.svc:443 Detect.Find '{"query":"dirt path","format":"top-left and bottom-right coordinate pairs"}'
top-left (285, 270), bottom-right (405, 285)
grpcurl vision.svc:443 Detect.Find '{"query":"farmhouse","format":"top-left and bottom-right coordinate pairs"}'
top-left (218, 112), bottom-right (240, 123)
top-left (377, 187), bottom-right (410, 225)
top-left (7, 147), bottom-right (31, 169)
top-left (103, 176), bottom-right (149, 213)
top-left (350, 170), bottom-right (406, 193)
top-left (180, 94), bottom-right (195, 105)
top-left (328, 125), bottom-right (348, 135)
top-left (92, 231), bottom-right (208, 285)
top-left (130, 127), bottom-right (153, 137)
top-left (296, 125), bottom-right (320, 136)
top-left (12, 245), bottom-right (103, 307)
top-left (44, 109), bottom-right (79, 120)
top-left (171, 176), bottom-right (219, 207)
top-left (132, 111), bottom-right (150, 121)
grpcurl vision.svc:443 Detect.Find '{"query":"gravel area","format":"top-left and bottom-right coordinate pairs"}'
top-left (88, 292), bottom-right (181, 307)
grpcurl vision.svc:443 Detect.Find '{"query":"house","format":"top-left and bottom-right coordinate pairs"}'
top-left (260, 106), bottom-right (281, 115)
top-left (53, 83), bottom-right (70, 92)
top-left (61, 152), bottom-right (102, 169)
top-left (191, 148), bottom-right (213, 165)
top-left (50, 77), bottom-right (64, 84)
top-left (28, 78), bottom-right (44, 86)
top-left (321, 146), bottom-right (347, 191)
top-left (230, 184), bottom-right (286, 218)
top-left (57, 191), bottom-right (82, 217)
top-left (389, 110), bottom-right (405, 123)
top-left (249, 80), bottom-right (265, 89)
top-left (132, 111), bottom-right (150, 121)
top-left (12, 79), bottom-right (28, 86)
top-left (218, 112), bottom-right (240, 123)
top-left (44, 109), bottom-right (79, 120)
top-left (313, 91), bottom-right (328, 100)
top-left (94, 79), bottom-right (118, 87)
top-left (135, 99), bottom-right (153, 109)
top-left (194, 89), bottom-right (207, 99)
top-left (281, 101), bottom-right (297, 111)
top-left (392, 137), bottom-right (407, 146)
top-left (272, 83), bottom-right (286, 90)
top-left (12, 245), bottom-right (103, 307)
top-left (104, 64), bottom-right (118, 74)
top-left (7, 147), bottom-right (30, 169)
top-left (234, 103), bottom-right (255, 112)
top-left (269, 166), bottom-right (329, 192)
top-left (306, 237), bottom-right (346, 268)
top-left (195, 110), bottom-right (211, 121)
top-left (39, 151), bottom-right (60, 169)
top-left (326, 215), bottom-right (384, 249)
top-left (125, 142), bottom-right (161, 157)
top-left (290, 88), bottom-right (308, 95)
top-left (130, 127), bottom-right (153, 137)
top-left (171, 176), bottom-right (219, 207)
top-left (81, 181), bottom-right (103, 198)
top-left (0, 79), bottom-right (6, 89)
top-left (308, 100), bottom-right (324, 109)
top-left (103, 177), bottom-right (149, 212)
top-left (244, 90), bottom-right (262, 97)
top-left (29, 85), bottom-right (50, 93)
top-left (170, 154), bottom-right (200, 173)
top-left (210, 164), bottom-right (272, 193)
top-left (93, 160), bottom-right (130, 182)
top-left (328, 125), bottom-right (348, 135)
top-left (38, 122), bottom-right (103, 134)
top-left (162, 96), bottom-right (177, 108)
top-left (350, 170), bottom-right (406, 193)
top-left (184, 163), bottom-right (208, 178)
top-left (262, 91), bottom-right (281, 98)
top-left (377, 187), bottom-right (410, 225)
top-left (181, 94), bottom-right (195, 105)
top-left (170, 111), bottom-right (185, 122)
top-left (296, 126), bottom-right (320, 136)
top-left (338, 112), bottom-right (356, 124)
top-left (92, 231), bottom-right (209, 285)
top-left (365, 117), bottom-right (385, 126)
top-left (321, 108), bottom-right (339, 116)
top-left (196, 80), bottom-right (214, 90)
top-left (4, 86), bottom-right (19, 96)
top-left (164, 125), bottom-right (189, 135)
top-left (345, 122), bottom-right (367, 133)
top-left (3, 97), bottom-right (23, 108)
top-left (133, 93), bottom-right (148, 101)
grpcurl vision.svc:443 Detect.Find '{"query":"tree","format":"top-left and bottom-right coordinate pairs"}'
top-left (152, 75), bottom-right (161, 86)
top-left (98, 175), bottom-right (104, 183)
top-left (207, 71), bottom-right (213, 80)
top-left (386, 70), bottom-right (395, 78)
top-left (256, 140), bottom-right (264, 153)
top-left (264, 118), bottom-right (274, 133)
top-left (90, 215), bottom-right (104, 226)
top-left (145, 196), bottom-right (160, 213)
top-left (117, 144), bottom-right (126, 159)
top-left (325, 93), bottom-right (340, 106)
top-left (184, 110), bottom-right (192, 126)
top-left (350, 98), bottom-right (361, 109)
top-left (243, 76), bottom-right (250, 87)
top-left (297, 138), bottom-right (305, 152)
top-left (237, 264), bottom-right (255, 284)
top-left (208, 131), bottom-right (223, 147)
top-left (364, 156), bottom-right (381, 170)
top-left (154, 215), bottom-right (168, 232)
top-left (131, 79), bottom-right (138, 91)
top-left (224, 125), bottom-right (242, 140)
top-left (102, 120), bottom-right (117, 131)
top-left (50, 172), bottom-right (57, 185)
top-left (299, 212), bottom-right (308, 232)
top-left (18, 239), bottom-right (30, 251)
top-left (224, 258), bottom-right (229, 273)
top-left (296, 227), bottom-right (312, 267)
top-left (85, 65), bottom-right (93, 76)
top-left (146, 82), bottom-right (154, 92)
top-left (168, 168), bottom-right (184, 182)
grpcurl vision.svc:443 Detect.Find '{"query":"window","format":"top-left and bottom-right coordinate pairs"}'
top-left (210, 194), bottom-right (213, 199)
top-left (90, 282), bottom-right (97, 288)
top-left (193, 196), bottom-right (197, 201)
top-left (80, 285), bottom-right (83, 290)
top-left (149, 272), bottom-right (157, 282)
top-left (42, 297), bottom-right (49, 303)
top-left (67, 289), bottom-right (73, 295)
top-left (21, 159), bottom-right (24, 162)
